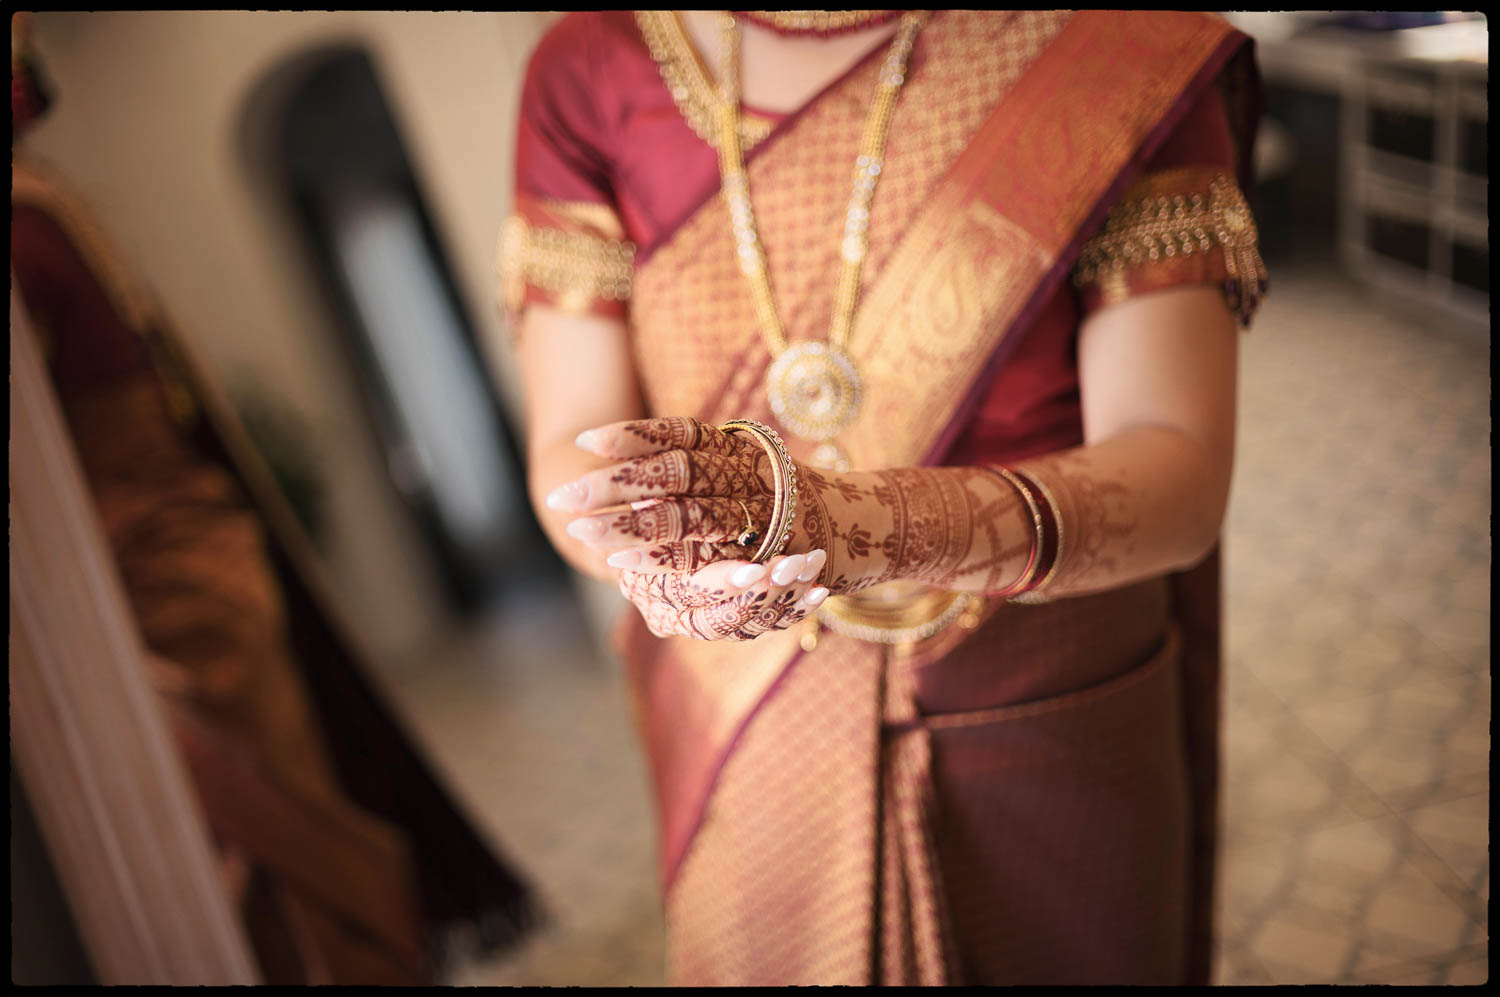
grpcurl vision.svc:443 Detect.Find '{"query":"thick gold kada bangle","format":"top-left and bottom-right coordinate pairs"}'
top-left (719, 419), bottom-right (798, 564)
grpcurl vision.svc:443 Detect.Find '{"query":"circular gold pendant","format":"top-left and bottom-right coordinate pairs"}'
top-left (765, 341), bottom-right (862, 443)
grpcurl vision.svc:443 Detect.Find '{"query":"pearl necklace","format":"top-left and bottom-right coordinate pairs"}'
top-left (713, 9), bottom-right (926, 470)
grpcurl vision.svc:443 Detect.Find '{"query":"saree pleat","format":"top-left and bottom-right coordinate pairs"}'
top-left (664, 635), bottom-right (883, 985)
top-left (881, 660), bottom-right (959, 985)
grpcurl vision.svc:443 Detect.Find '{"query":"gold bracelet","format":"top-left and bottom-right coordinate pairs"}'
top-left (989, 467), bottom-right (1043, 598)
top-left (1009, 467), bottom-right (1065, 604)
top-left (720, 419), bottom-right (798, 564)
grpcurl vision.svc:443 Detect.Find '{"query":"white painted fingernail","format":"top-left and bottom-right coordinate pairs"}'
top-left (771, 554), bottom-right (805, 586)
top-left (797, 549), bottom-right (827, 583)
top-left (566, 517), bottom-right (608, 541)
top-left (606, 550), bottom-right (641, 569)
top-left (806, 587), bottom-right (830, 606)
top-left (546, 480), bottom-right (588, 510)
top-left (730, 563), bottom-right (769, 588)
top-left (574, 429), bottom-right (601, 451)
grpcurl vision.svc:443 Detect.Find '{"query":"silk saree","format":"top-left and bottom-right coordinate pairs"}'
top-left (504, 9), bottom-right (1265, 985)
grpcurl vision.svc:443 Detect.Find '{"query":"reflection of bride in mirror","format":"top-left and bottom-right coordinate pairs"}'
top-left (506, 10), bottom-right (1267, 985)
top-left (11, 12), bottom-right (537, 983)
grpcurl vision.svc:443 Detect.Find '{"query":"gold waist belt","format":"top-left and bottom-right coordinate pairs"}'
top-left (809, 585), bottom-right (985, 649)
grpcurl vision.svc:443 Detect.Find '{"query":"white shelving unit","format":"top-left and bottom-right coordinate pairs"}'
top-left (1244, 17), bottom-right (1489, 335)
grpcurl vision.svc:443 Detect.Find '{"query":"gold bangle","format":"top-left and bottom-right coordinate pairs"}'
top-left (720, 419), bottom-right (798, 564)
top-left (989, 467), bottom-right (1043, 598)
top-left (1009, 467), bottom-right (1065, 604)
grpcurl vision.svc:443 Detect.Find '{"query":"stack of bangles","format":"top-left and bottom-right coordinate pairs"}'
top-left (988, 465), bottom-right (1065, 603)
top-left (719, 419), bottom-right (798, 563)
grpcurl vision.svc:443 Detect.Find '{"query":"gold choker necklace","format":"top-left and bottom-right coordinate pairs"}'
top-left (735, 10), bottom-right (904, 37)
top-left (714, 10), bottom-right (927, 470)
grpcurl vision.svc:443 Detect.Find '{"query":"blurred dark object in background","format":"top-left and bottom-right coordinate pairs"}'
top-left (263, 45), bottom-right (565, 614)
top-left (1328, 12), bottom-right (1453, 32)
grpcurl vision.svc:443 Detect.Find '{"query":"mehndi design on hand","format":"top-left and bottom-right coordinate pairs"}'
top-left (559, 416), bottom-right (1046, 598)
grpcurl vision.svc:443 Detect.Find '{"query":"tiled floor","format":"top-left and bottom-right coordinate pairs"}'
top-left (383, 265), bottom-right (1489, 986)
top-left (1215, 264), bottom-right (1490, 986)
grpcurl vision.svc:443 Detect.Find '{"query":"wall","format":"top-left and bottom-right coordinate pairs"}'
top-left (23, 12), bottom-right (550, 660)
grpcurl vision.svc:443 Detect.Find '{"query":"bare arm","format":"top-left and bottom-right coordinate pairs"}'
top-left (558, 284), bottom-right (1238, 600)
top-left (1019, 284), bottom-right (1237, 595)
top-left (516, 303), bottom-right (645, 581)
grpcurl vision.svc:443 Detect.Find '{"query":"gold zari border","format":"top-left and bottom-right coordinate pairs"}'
top-left (1073, 169), bottom-right (1267, 321)
top-left (635, 10), bottom-right (776, 152)
top-left (499, 214), bottom-right (636, 315)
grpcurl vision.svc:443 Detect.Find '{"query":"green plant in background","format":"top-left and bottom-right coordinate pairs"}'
top-left (230, 377), bottom-right (329, 546)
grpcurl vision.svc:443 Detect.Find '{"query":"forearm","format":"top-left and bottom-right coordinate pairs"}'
top-left (516, 303), bottom-right (646, 583)
top-left (804, 424), bottom-right (1230, 597)
top-left (1015, 423), bottom-right (1230, 597)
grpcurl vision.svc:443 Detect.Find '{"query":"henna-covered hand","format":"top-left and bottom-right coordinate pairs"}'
top-left (548, 416), bottom-right (792, 574)
top-left (619, 550), bottom-right (831, 642)
top-left (549, 415), bottom-right (1041, 597)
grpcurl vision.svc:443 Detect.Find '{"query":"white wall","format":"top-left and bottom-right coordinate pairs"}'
top-left (23, 11), bottom-right (549, 661)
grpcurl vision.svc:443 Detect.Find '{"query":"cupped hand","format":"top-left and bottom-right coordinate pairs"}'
top-left (619, 549), bottom-right (830, 641)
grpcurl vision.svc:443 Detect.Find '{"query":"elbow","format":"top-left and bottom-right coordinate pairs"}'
top-left (1159, 426), bottom-right (1234, 574)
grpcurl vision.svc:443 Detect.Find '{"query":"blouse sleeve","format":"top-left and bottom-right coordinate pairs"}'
top-left (1071, 81), bottom-right (1268, 327)
top-left (499, 14), bottom-right (635, 325)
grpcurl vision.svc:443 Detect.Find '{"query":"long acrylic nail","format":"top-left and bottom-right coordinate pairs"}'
top-left (805, 586), bottom-right (830, 607)
top-left (574, 429), bottom-right (601, 452)
top-left (546, 480), bottom-right (587, 510)
top-left (730, 563), bottom-right (769, 588)
top-left (606, 550), bottom-right (641, 569)
top-left (797, 549), bottom-right (827, 583)
top-left (566, 517), bottom-right (608, 541)
top-left (771, 554), bottom-right (806, 586)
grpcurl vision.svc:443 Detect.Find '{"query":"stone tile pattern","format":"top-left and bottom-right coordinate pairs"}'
top-left (1216, 267), bottom-right (1489, 985)
top-left (381, 267), bottom-right (1488, 986)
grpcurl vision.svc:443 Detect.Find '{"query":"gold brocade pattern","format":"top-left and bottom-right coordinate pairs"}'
top-left (631, 10), bottom-right (1074, 469)
top-left (636, 10), bottom-right (777, 152)
top-left (1073, 168), bottom-right (1268, 324)
top-left (499, 211), bottom-right (636, 315)
top-left (667, 632), bottom-right (884, 984)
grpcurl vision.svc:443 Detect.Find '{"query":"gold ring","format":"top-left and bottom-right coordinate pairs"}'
top-left (735, 499), bottom-right (760, 548)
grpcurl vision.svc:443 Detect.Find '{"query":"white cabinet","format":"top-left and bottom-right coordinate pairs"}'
top-left (1244, 17), bottom-right (1488, 334)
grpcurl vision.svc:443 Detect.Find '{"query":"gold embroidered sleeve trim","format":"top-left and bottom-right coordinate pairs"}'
top-left (499, 211), bottom-right (636, 316)
top-left (1073, 169), bottom-right (1268, 325)
top-left (635, 10), bottom-right (776, 152)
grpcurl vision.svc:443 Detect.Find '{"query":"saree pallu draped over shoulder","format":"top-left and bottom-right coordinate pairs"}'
top-left (620, 10), bottom-right (1255, 985)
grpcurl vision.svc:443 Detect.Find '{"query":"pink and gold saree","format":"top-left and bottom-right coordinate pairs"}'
top-left (505, 9), bottom-right (1264, 984)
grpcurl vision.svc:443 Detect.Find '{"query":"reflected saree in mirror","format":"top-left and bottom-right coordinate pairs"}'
top-left (613, 10), bottom-right (1258, 985)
